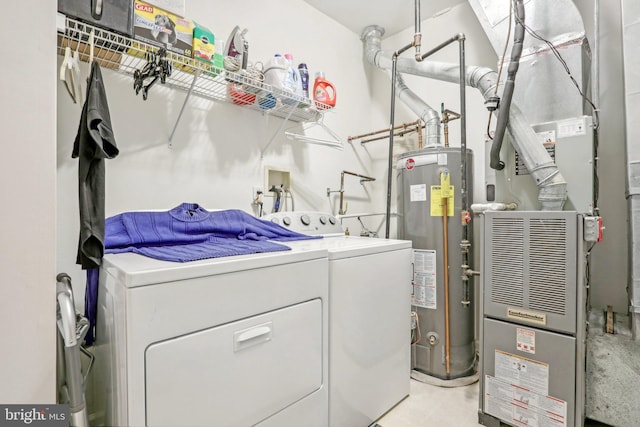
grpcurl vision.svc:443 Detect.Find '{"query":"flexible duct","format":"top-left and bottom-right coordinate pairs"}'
top-left (490, 0), bottom-right (525, 170)
top-left (361, 25), bottom-right (567, 210)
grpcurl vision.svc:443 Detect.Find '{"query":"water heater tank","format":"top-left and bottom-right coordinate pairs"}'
top-left (397, 147), bottom-right (475, 380)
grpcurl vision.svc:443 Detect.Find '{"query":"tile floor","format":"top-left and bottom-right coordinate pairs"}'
top-left (378, 379), bottom-right (480, 427)
top-left (377, 379), bottom-right (613, 427)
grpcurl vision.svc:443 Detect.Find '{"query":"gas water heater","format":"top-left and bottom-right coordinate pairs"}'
top-left (397, 146), bottom-right (475, 380)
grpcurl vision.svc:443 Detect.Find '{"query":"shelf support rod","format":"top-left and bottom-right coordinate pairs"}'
top-left (169, 68), bottom-right (201, 148)
top-left (260, 106), bottom-right (296, 159)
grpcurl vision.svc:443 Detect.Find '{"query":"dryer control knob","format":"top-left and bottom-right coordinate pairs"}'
top-left (283, 217), bottom-right (292, 226)
top-left (319, 216), bottom-right (327, 225)
top-left (300, 214), bottom-right (311, 226)
top-left (328, 216), bottom-right (337, 225)
top-left (270, 218), bottom-right (279, 224)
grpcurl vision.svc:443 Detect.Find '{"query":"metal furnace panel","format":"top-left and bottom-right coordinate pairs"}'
top-left (483, 211), bottom-right (578, 334)
top-left (481, 318), bottom-right (576, 427)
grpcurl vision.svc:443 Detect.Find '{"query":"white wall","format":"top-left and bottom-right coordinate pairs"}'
top-left (0, 2), bottom-right (57, 402)
top-left (57, 0), bottom-right (384, 308)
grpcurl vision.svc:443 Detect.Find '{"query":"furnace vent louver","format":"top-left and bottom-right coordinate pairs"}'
top-left (490, 218), bottom-right (524, 307)
top-left (483, 211), bottom-right (578, 334)
top-left (529, 218), bottom-right (567, 315)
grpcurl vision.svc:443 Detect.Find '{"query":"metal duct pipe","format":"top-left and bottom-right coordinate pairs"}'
top-left (395, 73), bottom-right (440, 147)
top-left (361, 25), bottom-right (568, 210)
top-left (621, 0), bottom-right (640, 339)
top-left (490, 0), bottom-right (525, 171)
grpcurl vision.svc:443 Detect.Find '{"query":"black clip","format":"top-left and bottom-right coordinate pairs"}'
top-left (133, 48), bottom-right (172, 100)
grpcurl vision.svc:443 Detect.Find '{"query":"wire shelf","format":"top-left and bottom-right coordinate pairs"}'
top-left (57, 16), bottom-right (327, 122)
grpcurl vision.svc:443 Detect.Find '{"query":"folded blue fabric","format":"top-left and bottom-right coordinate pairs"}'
top-left (104, 202), bottom-right (320, 261)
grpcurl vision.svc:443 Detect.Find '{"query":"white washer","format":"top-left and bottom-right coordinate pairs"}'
top-left (91, 245), bottom-right (329, 427)
top-left (264, 212), bottom-right (413, 427)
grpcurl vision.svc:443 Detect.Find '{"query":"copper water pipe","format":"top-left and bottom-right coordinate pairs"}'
top-left (441, 105), bottom-right (461, 148)
top-left (442, 195), bottom-right (451, 375)
top-left (348, 120), bottom-right (423, 145)
top-left (337, 170), bottom-right (376, 215)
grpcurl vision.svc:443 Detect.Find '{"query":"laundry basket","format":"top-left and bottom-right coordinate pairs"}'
top-left (56, 273), bottom-right (93, 427)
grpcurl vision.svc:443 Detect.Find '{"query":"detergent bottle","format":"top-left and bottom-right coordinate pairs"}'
top-left (313, 72), bottom-right (336, 109)
top-left (263, 54), bottom-right (289, 90)
top-left (283, 53), bottom-right (303, 101)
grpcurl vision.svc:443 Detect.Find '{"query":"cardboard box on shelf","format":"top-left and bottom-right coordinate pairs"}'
top-left (133, 0), bottom-right (193, 56)
top-left (193, 22), bottom-right (215, 64)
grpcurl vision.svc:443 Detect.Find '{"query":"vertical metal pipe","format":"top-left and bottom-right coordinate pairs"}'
top-left (459, 35), bottom-right (472, 306)
top-left (415, 0), bottom-right (421, 35)
top-left (386, 55), bottom-right (399, 238)
top-left (339, 171), bottom-right (345, 215)
top-left (414, 0), bottom-right (422, 60)
top-left (459, 35), bottom-right (467, 213)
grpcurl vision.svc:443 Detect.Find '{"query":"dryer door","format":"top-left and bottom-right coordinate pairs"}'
top-left (145, 299), bottom-right (322, 426)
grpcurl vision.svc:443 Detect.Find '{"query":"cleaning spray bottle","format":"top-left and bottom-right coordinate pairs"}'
top-left (313, 71), bottom-right (336, 109)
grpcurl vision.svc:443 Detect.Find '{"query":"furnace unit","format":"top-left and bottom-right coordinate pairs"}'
top-left (478, 210), bottom-right (588, 427)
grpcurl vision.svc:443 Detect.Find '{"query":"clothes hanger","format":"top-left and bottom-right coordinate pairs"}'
top-left (60, 43), bottom-right (78, 103)
top-left (71, 43), bottom-right (83, 104)
top-left (284, 114), bottom-right (343, 149)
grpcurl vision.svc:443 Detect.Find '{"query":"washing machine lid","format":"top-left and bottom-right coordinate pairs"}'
top-left (102, 245), bottom-right (327, 288)
top-left (282, 236), bottom-right (411, 260)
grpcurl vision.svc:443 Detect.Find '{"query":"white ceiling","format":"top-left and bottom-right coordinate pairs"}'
top-left (302, 0), bottom-right (466, 38)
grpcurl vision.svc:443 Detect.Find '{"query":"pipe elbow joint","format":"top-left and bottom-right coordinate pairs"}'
top-left (361, 25), bottom-right (385, 41)
top-left (456, 33), bottom-right (466, 41)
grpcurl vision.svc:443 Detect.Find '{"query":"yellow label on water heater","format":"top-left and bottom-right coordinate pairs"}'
top-left (430, 185), bottom-right (454, 216)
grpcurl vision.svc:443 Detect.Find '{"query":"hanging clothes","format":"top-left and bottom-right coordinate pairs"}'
top-left (72, 61), bottom-right (118, 346)
top-left (72, 60), bottom-right (119, 269)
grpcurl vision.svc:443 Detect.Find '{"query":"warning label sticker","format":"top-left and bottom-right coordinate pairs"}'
top-left (517, 328), bottom-right (536, 354)
top-left (410, 184), bottom-right (427, 202)
top-left (495, 350), bottom-right (549, 396)
top-left (430, 185), bottom-right (454, 216)
top-left (485, 375), bottom-right (567, 427)
top-left (412, 250), bottom-right (437, 309)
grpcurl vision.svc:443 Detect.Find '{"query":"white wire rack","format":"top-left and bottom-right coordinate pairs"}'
top-left (57, 17), bottom-right (327, 125)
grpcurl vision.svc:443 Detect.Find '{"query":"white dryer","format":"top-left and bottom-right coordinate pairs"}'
top-left (263, 212), bottom-right (413, 427)
top-left (91, 245), bottom-right (329, 427)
